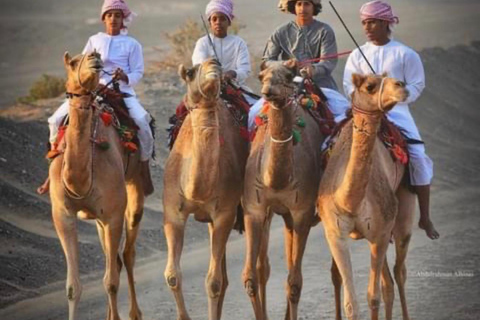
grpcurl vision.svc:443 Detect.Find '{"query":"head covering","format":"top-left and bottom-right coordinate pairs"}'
top-left (278, 0), bottom-right (322, 15)
top-left (101, 0), bottom-right (137, 35)
top-left (359, 1), bottom-right (399, 24)
top-left (206, 0), bottom-right (234, 22)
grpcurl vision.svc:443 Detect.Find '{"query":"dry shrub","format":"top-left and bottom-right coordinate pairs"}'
top-left (18, 74), bottom-right (65, 103)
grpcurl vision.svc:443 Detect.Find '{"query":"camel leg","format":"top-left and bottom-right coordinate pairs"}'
top-left (96, 221), bottom-right (123, 320)
top-left (206, 216), bottom-right (234, 320)
top-left (331, 258), bottom-right (343, 320)
top-left (52, 208), bottom-right (82, 320)
top-left (393, 186), bottom-right (415, 320)
top-left (257, 219), bottom-right (271, 320)
top-left (324, 229), bottom-right (359, 320)
top-left (101, 216), bottom-right (124, 320)
top-left (283, 219), bottom-right (293, 320)
top-left (242, 211), bottom-right (265, 320)
top-left (367, 235), bottom-right (390, 320)
top-left (285, 218), bottom-right (311, 320)
top-left (123, 182), bottom-right (145, 320)
top-left (381, 257), bottom-right (394, 320)
top-left (216, 252), bottom-right (228, 320)
top-left (164, 216), bottom-right (190, 320)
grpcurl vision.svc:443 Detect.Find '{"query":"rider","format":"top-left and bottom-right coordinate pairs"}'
top-left (192, 0), bottom-right (256, 105)
top-left (249, 0), bottom-right (349, 131)
top-left (343, 0), bottom-right (439, 239)
top-left (37, 0), bottom-right (154, 195)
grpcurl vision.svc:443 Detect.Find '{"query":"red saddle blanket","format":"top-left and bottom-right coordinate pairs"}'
top-left (322, 111), bottom-right (409, 167)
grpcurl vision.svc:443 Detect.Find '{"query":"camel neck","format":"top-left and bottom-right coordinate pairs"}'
top-left (184, 106), bottom-right (220, 201)
top-left (63, 97), bottom-right (94, 196)
top-left (264, 100), bottom-right (294, 190)
top-left (335, 111), bottom-right (381, 213)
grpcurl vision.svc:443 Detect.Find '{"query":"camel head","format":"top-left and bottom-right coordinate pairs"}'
top-left (351, 73), bottom-right (409, 113)
top-left (63, 51), bottom-right (103, 95)
top-left (179, 58), bottom-right (222, 108)
top-left (259, 59), bottom-right (297, 105)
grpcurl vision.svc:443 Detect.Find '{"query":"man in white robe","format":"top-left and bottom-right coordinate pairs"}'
top-left (343, 0), bottom-right (439, 239)
top-left (38, 0), bottom-right (154, 195)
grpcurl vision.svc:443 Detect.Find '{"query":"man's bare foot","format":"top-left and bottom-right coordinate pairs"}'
top-left (37, 177), bottom-right (50, 195)
top-left (419, 218), bottom-right (440, 240)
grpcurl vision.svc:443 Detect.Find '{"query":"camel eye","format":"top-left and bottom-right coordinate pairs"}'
top-left (186, 69), bottom-right (195, 79)
top-left (366, 83), bottom-right (375, 92)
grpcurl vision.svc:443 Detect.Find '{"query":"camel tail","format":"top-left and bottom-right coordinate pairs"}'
top-left (233, 204), bottom-right (245, 234)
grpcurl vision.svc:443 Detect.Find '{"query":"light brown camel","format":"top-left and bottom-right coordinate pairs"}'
top-left (317, 73), bottom-right (415, 320)
top-left (163, 58), bottom-right (249, 320)
top-left (241, 60), bottom-right (325, 320)
top-left (49, 51), bottom-right (146, 320)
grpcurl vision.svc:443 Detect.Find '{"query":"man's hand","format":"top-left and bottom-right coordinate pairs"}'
top-left (300, 63), bottom-right (314, 79)
top-left (223, 70), bottom-right (237, 82)
top-left (113, 68), bottom-right (129, 84)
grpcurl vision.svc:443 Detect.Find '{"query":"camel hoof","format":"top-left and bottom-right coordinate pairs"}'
top-left (245, 279), bottom-right (256, 297)
top-left (129, 310), bottom-right (142, 320)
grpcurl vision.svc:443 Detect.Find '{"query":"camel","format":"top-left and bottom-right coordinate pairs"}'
top-left (317, 73), bottom-right (415, 320)
top-left (163, 58), bottom-right (249, 320)
top-left (241, 60), bottom-right (325, 320)
top-left (49, 51), bottom-right (146, 320)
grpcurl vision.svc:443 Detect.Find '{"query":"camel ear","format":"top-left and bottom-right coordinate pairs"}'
top-left (381, 71), bottom-right (388, 78)
top-left (63, 52), bottom-right (71, 68)
top-left (352, 73), bottom-right (366, 89)
top-left (260, 61), bottom-right (268, 71)
top-left (178, 64), bottom-right (187, 81)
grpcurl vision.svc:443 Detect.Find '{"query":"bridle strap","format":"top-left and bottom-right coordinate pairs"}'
top-left (378, 77), bottom-right (387, 112)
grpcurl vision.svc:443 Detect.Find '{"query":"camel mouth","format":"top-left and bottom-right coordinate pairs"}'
top-left (88, 61), bottom-right (103, 73)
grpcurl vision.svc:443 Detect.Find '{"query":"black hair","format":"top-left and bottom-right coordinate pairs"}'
top-left (287, 1), bottom-right (322, 16)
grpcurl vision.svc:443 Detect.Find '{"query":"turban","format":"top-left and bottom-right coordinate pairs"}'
top-left (360, 1), bottom-right (399, 24)
top-left (206, 0), bottom-right (234, 22)
top-left (101, 0), bottom-right (132, 20)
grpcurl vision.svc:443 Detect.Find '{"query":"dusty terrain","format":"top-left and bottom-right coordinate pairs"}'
top-left (1, 0), bottom-right (480, 319)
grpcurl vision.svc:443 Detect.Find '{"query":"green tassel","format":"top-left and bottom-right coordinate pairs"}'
top-left (305, 99), bottom-right (314, 109)
top-left (97, 141), bottom-right (110, 150)
top-left (297, 116), bottom-right (306, 128)
top-left (292, 129), bottom-right (301, 144)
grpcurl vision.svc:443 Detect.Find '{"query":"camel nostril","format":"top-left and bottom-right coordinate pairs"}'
top-left (396, 81), bottom-right (405, 87)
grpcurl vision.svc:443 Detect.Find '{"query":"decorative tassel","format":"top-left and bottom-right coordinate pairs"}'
top-left (100, 112), bottom-right (113, 126)
top-left (97, 140), bottom-right (110, 150)
top-left (296, 116), bottom-right (306, 128)
top-left (124, 142), bottom-right (138, 153)
top-left (292, 129), bottom-right (301, 144)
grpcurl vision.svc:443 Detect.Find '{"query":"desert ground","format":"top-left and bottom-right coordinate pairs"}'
top-left (1, 0), bottom-right (480, 319)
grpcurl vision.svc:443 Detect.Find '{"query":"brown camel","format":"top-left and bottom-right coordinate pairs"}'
top-left (317, 73), bottom-right (415, 320)
top-left (49, 51), bottom-right (146, 320)
top-left (163, 58), bottom-right (249, 320)
top-left (241, 60), bottom-right (325, 320)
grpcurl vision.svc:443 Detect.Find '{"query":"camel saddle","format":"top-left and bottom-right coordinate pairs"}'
top-left (47, 85), bottom-right (153, 159)
top-left (167, 82), bottom-right (251, 150)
